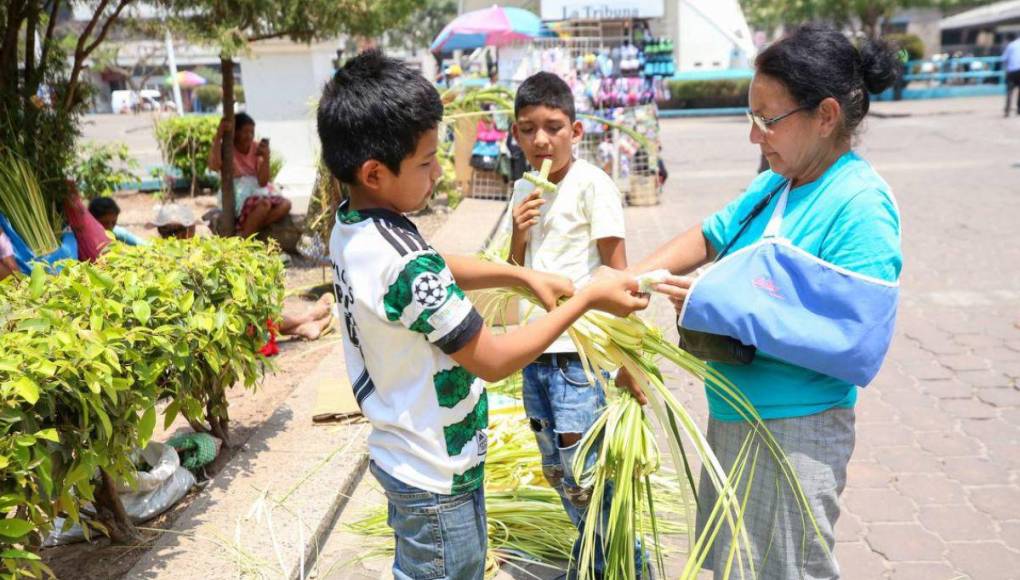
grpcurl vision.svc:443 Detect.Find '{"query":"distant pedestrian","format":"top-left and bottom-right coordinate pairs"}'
top-left (1002, 34), bottom-right (1020, 117)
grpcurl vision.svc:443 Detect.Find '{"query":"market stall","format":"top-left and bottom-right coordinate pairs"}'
top-left (435, 7), bottom-right (669, 205)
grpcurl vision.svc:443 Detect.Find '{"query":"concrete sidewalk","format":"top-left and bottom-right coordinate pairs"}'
top-left (126, 343), bottom-right (369, 580)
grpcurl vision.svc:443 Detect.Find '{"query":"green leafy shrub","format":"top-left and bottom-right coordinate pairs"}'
top-left (663, 78), bottom-right (751, 109)
top-left (269, 153), bottom-right (285, 182)
top-left (72, 142), bottom-right (140, 199)
top-left (0, 236), bottom-right (283, 561)
top-left (153, 115), bottom-right (220, 194)
top-left (195, 84), bottom-right (223, 110)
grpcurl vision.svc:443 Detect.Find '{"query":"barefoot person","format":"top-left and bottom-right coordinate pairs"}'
top-left (277, 293), bottom-right (334, 340)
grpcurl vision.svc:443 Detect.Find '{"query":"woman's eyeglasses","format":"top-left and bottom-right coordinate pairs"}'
top-left (746, 105), bottom-right (812, 134)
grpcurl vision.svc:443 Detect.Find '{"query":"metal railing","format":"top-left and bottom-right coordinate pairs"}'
top-left (902, 56), bottom-right (1005, 85)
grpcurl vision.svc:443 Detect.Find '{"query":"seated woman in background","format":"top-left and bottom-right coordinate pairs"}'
top-left (208, 113), bottom-right (292, 238)
top-left (88, 197), bottom-right (148, 246)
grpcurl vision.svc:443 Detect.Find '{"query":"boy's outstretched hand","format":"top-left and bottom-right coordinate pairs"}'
top-left (525, 271), bottom-right (574, 311)
top-left (615, 367), bottom-right (648, 405)
top-left (582, 267), bottom-right (649, 317)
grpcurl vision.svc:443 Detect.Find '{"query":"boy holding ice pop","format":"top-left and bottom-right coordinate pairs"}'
top-left (508, 71), bottom-right (646, 576)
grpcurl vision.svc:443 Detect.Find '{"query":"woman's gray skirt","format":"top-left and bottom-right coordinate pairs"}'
top-left (694, 407), bottom-right (856, 579)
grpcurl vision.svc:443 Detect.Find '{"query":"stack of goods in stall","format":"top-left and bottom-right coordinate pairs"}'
top-left (642, 37), bottom-right (675, 77)
top-left (470, 115), bottom-right (507, 174)
top-left (626, 104), bottom-right (662, 205)
top-left (643, 37), bottom-right (675, 104)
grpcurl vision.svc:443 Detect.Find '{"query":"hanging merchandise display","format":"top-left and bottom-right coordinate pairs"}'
top-left (642, 36), bottom-right (676, 78)
top-left (477, 19), bottom-right (668, 205)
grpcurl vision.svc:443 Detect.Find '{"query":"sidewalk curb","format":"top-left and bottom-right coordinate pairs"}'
top-left (298, 452), bottom-right (369, 580)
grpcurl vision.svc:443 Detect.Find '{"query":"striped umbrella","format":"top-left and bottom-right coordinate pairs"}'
top-left (430, 5), bottom-right (550, 53)
top-left (164, 70), bottom-right (207, 89)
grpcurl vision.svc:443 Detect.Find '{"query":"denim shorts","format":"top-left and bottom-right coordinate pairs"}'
top-left (522, 356), bottom-right (649, 578)
top-left (522, 354), bottom-right (607, 519)
top-left (370, 461), bottom-right (487, 580)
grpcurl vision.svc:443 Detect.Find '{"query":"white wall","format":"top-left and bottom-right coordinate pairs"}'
top-left (240, 40), bottom-right (340, 122)
top-left (676, 0), bottom-right (756, 70)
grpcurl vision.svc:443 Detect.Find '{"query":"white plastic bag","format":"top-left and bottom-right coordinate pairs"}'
top-left (43, 442), bottom-right (196, 546)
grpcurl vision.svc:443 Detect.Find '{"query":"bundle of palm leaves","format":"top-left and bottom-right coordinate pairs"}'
top-left (475, 286), bottom-right (824, 580)
top-left (345, 403), bottom-right (689, 578)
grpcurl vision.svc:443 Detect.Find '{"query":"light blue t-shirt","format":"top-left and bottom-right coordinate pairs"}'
top-left (113, 226), bottom-right (148, 246)
top-left (701, 151), bottom-right (902, 421)
top-left (1003, 38), bottom-right (1020, 73)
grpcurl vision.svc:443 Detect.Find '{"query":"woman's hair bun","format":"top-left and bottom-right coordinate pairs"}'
top-left (859, 38), bottom-right (899, 95)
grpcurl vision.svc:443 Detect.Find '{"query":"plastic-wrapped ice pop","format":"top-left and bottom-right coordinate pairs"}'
top-left (634, 269), bottom-right (671, 293)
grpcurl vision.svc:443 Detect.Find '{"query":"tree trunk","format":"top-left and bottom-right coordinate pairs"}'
top-left (218, 55), bottom-right (236, 236)
top-left (207, 395), bottom-right (231, 447)
top-left (94, 469), bottom-right (143, 544)
top-left (187, 416), bottom-right (210, 434)
top-left (0, 0), bottom-right (27, 95)
top-left (861, 7), bottom-right (883, 40)
top-left (22, 1), bottom-right (39, 161)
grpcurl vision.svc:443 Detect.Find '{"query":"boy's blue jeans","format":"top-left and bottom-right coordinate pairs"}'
top-left (370, 461), bottom-right (487, 580)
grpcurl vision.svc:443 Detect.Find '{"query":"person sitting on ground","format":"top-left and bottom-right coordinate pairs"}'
top-left (153, 203), bottom-right (332, 340)
top-left (88, 196), bottom-right (148, 246)
top-left (0, 230), bottom-right (18, 281)
top-left (208, 112), bottom-right (292, 238)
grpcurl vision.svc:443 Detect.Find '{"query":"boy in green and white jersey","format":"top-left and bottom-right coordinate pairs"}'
top-left (318, 50), bottom-right (649, 579)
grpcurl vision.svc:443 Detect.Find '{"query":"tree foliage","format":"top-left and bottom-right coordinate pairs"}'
top-left (165, 0), bottom-right (419, 235)
top-left (739, 0), bottom-right (1000, 38)
top-left (0, 237), bottom-right (282, 571)
top-left (384, 0), bottom-right (458, 55)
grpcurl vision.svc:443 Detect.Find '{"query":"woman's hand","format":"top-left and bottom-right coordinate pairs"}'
top-left (654, 275), bottom-right (694, 314)
top-left (524, 270), bottom-right (574, 311)
top-left (614, 366), bottom-right (648, 405)
top-left (215, 118), bottom-right (229, 140)
top-left (256, 139), bottom-right (270, 159)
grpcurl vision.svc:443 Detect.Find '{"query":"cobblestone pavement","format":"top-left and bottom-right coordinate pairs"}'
top-left (628, 96), bottom-right (1020, 579)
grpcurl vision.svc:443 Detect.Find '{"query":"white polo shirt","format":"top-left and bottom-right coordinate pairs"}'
top-left (509, 158), bottom-right (626, 353)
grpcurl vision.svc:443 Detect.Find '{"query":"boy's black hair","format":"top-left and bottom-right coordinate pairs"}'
top-left (514, 72), bottom-right (575, 122)
top-left (88, 196), bottom-right (120, 218)
top-left (235, 112), bottom-right (255, 131)
top-left (317, 49), bottom-right (443, 185)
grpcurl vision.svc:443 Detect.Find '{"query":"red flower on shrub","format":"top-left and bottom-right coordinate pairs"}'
top-left (258, 319), bottom-right (280, 357)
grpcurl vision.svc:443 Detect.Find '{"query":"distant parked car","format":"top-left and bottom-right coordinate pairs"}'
top-left (111, 89), bottom-right (174, 114)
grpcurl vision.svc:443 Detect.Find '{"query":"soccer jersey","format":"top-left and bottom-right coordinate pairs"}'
top-left (329, 201), bottom-right (487, 495)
